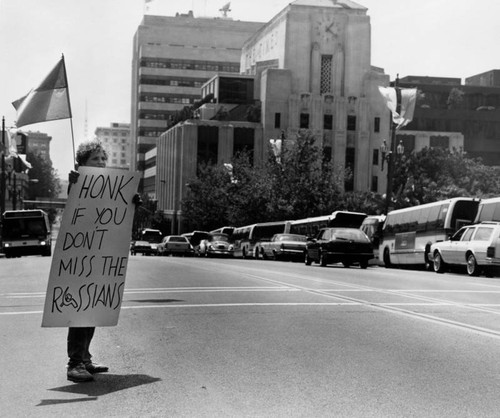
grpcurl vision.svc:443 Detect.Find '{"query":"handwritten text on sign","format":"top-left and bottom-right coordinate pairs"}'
top-left (42, 167), bottom-right (140, 327)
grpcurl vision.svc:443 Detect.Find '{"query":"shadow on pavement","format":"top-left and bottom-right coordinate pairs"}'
top-left (37, 374), bottom-right (161, 406)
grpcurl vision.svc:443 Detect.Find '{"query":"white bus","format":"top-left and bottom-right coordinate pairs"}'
top-left (360, 215), bottom-right (386, 259)
top-left (231, 221), bottom-right (291, 258)
top-left (474, 197), bottom-right (500, 223)
top-left (289, 211), bottom-right (367, 239)
top-left (379, 198), bottom-right (479, 268)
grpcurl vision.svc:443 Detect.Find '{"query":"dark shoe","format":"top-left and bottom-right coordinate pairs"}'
top-left (85, 362), bottom-right (109, 374)
top-left (67, 363), bottom-right (94, 382)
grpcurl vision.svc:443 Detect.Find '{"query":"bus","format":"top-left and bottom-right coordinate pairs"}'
top-left (210, 226), bottom-right (235, 238)
top-left (379, 198), bottom-right (479, 268)
top-left (1, 209), bottom-right (52, 258)
top-left (474, 197), bottom-right (500, 223)
top-left (360, 215), bottom-right (386, 259)
top-left (289, 211), bottom-right (367, 238)
top-left (231, 221), bottom-right (291, 258)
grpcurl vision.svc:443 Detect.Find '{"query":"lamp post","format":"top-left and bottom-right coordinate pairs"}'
top-left (381, 136), bottom-right (404, 214)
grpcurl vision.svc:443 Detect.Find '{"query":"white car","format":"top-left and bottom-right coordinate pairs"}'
top-left (198, 233), bottom-right (233, 257)
top-left (158, 235), bottom-right (194, 256)
top-left (429, 222), bottom-right (500, 277)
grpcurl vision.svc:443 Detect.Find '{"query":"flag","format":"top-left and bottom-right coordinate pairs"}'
top-left (12, 57), bottom-right (72, 127)
top-left (378, 86), bottom-right (417, 130)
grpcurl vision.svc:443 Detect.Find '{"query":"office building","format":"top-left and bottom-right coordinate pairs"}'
top-left (94, 123), bottom-right (131, 170)
top-left (131, 12), bottom-right (263, 194)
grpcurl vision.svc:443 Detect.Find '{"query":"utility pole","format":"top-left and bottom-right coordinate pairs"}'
top-left (1, 117), bottom-right (6, 248)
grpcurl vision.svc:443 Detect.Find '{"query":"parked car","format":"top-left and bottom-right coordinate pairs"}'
top-left (130, 240), bottom-right (155, 256)
top-left (182, 230), bottom-right (210, 256)
top-left (158, 235), bottom-right (194, 256)
top-left (198, 233), bottom-right (233, 257)
top-left (255, 233), bottom-right (308, 261)
top-left (305, 227), bottom-right (374, 268)
top-left (429, 222), bottom-right (500, 277)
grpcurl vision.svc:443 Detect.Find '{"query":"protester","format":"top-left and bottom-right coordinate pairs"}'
top-left (65, 138), bottom-right (141, 383)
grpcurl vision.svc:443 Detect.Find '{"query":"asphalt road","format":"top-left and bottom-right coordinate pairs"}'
top-left (1, 255), bottom-right (500, 417)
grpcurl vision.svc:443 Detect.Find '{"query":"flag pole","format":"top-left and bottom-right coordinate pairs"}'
top-left (384, 74), bottom-right (399, 214)
top-left (61, 54), bottom-right (77, 169)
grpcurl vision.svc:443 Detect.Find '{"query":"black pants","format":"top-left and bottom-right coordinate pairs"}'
top-left (67, 327), bottom-right (95, 368)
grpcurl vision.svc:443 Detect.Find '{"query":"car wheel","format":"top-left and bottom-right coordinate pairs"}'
top-left (466, 253), bottom-right (480, 276)
top-left (342, 261), bottom-right (351, 268)
top-left (319, 250), bottom-right (327, 267)
top-left (359, 259), bottom-right (368, 269)
top-left (433, 251), bottom-right (446, 274)
top-left (305, 251), bottom-right (312, 266)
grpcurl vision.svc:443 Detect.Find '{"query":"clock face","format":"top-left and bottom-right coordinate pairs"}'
top-left (314, 15), bottom-right (340, 40)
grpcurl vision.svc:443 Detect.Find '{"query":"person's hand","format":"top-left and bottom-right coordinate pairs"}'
top-left (132, 193), bottom-right (143, 206)
top-left (68, 170), bottom-right (79, 184)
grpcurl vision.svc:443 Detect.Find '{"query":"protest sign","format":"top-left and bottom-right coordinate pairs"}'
top-left (42, 167), bottom-right (140, 327)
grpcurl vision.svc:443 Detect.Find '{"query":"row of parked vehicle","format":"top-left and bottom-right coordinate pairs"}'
top-left (130, 196), bottom-right (500, 278)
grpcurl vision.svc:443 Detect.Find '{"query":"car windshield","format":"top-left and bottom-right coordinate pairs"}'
top-left (169, 236), bottom-right (188, 243)
top-left (331, 229), bottom-right (368, 241)
top-left (210, 234), bottom-right (229, 242)
top-left (278, 234), bottom-right (307, 242)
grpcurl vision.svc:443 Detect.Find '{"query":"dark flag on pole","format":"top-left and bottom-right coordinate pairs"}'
top-left (12, 57), bottom-right (72, 128)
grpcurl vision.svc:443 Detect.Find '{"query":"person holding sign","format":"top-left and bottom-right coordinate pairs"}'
top-left (64, 138), bottom-right (141, 383)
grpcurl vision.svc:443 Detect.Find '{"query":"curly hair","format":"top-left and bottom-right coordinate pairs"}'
top-left (75, 138), bottom-right (108, 166)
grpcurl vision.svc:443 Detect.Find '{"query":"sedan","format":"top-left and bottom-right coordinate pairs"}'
top-left (198, 233), bottom-right (233, 257)
top-left (256, 233), bottom-right (307, 261)
top-left (158, 235), bottom-right (194, 257)
top-left (130, 240), bottom-right (154, 256)
top-left (305, 227), bottom-right (374, 268)
top-left (430, 222), bottom-right (500, 277)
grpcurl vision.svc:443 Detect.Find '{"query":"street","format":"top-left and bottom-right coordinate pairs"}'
top-left (1, 255), bottom-right (500, 417)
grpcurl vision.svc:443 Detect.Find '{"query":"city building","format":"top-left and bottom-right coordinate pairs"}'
top-left (24, 131), bottom-right (51, 161)
top-left (130, 12), bottom-right (264, 194)
top-left (94, 123), bottom-right (131, 170)
top-left (398, 75), bottom-right (500, 164)
top-left (155, 0), bottom-right (393, 233)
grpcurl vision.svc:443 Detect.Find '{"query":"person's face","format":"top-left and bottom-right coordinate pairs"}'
top-left (85, 149), bottom-right (107, 167)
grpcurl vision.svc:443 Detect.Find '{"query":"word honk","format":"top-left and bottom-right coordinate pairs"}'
top-left (78, 173), bottom-right (133, 205)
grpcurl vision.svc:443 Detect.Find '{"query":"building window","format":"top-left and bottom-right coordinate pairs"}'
top-left (373, 149), bottom-right (379, 165)
top-left (323, 114), bottom-right (333, 130)
top-left (345, 147), bottom-right (355, 191)
top-left (274, 113), bottom-right (281, 129)
top-left (347, 115), bottom-right (356, 131)
top-left (197, 125), bottom-right (219, 167)
top-left (323, 146), bottom-right (332, 163)
top-left (233, 127), bottom-right (255, 163)
top-left (374, 117), bottom-right (380, 133)
top-left (430, 135), bottom-right (449, 148)
top-left (371, 176), bottom-right (378, 192)
top-left (300, 113), bottom-right (310, 129)
top-left (320, 55), bottom-right (333, 94)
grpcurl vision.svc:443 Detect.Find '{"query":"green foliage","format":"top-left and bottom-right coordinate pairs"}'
top-left (391, 147), bottom-right (500, 208)
top-left (26, 152), bottom-right (61, 200)
top-left (181, 132), bottom-right (348, 229)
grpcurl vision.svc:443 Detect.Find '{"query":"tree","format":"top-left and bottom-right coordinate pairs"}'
top-left (25, 152), bottom-right (61, 224)
top-left (264, 132), bottom-right (344, 220)
top-left (391, 147), bottom-right (500, 209)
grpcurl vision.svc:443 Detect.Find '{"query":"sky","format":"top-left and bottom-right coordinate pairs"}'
top-left (1, 0), bottom-right (499, 177)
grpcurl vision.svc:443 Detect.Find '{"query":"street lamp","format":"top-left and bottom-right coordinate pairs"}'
top-left (382, 138), bottom-right (405, 214)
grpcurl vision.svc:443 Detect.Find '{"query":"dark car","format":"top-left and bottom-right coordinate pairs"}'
top-left (305, 227), bottom-right (374, 268)
top-left (130, 240), bottom-right (155, 256)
